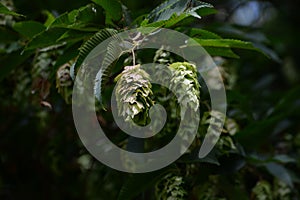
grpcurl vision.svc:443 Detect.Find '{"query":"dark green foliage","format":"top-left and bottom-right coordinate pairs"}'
top-left (0, 0), bottom-right (299, 199)
top-left (0, 1), bottom-right (23, 16)
top-left (75, 28), bottom-right (118, 68)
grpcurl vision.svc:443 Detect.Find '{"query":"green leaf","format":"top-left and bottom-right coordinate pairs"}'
top-left (74, 28), bottom-right (120, 106)
top-left (179, 148), bottom-right (220, 165)
top-left (176, 27), bottom-right (222, 39)
top-left (49, 11), bottom-right (75, 28)
top-left (264, 163), bottom-right (294, 188)
top-left (49, 42), bottom-right (79, 81)
top-left (75, 28), bottom-right (118, 69)
top-left (42, 10), bottom-right (56, 27)
top-left (142, 12), bottom-right (199, 28)
top-left (163, 12), bottom-right (191, 27)
top-left (175, 28), bottom-right (239, 58)
top-left (24, 10), bottom-right (97, 51)
top-left (56, 30), bottom-right (93, 43)
top-left (272, 155), bottom-right (297, 164)
top-left (92, 0), bottom-right (122, 24)
top-left (49, 4), bottom-right (102, 31)
top-left (147, 0), bottom-right (188, 22)
top-left (235, 86), bottom-right (300, 148)
top-left (217, 25), bottom-right (281, 62)
top-left (94, 33), bottom-right (131, 106)
top-left (194, 6), bottom-right (216, 17)
top-left (143, 0), bottom-right (214, 28)
top-left (186, 1), bottom-right (216, 19)
top-left (147, 0), bottom-right (213, 23)
top-left (235, 115), bottom-right (282, 148)
top-left (0, 2), bottom-right (24, 17)
top-left (24, 28), bottom-right (67, 51)
top-left (0, 26), bottom-right (19, 43)
top-left (13, 21), bottom-right (46, 39)
top-left (23, 27), bottom-right (90, 54)
top-left (75, 4), bottom-right (100, 24)
top-left (193, 38), bottom-right (260, 51)
top-left (192, 38), bottom-right (265, 58)
top-left (52, 42), bottom-right (81, 75)
top-left (0, 50), bottom-right (33, 81)
top-left (204, 47), bottom-right (239, 58)
top-left (118, 167), bottom-right (174, 200)
top-left (253, 43), bottom-right (281, 63)
top-left (271, 86), bottom-right (300, 115)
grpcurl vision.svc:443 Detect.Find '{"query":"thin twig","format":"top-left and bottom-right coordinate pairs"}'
top-left (132, 48), bottom-right (136, 66)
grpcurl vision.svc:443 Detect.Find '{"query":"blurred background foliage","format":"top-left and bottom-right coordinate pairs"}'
top-left (0, 0), bottom-right (300, 199)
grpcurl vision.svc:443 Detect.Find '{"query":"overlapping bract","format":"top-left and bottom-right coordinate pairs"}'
top-left (114, 65), bottom-right (154, 125)
top-left (114, 62), bottom-right (201, 127)
top-left (168, 62), bottom-right (200, 117)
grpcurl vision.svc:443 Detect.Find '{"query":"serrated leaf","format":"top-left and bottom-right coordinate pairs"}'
top-left (193, 38), bottom-right (259, 50)
top-left (75, 28), bottom-right (118, 69)
top-left (141, 12), bottom-right (194, 28)
top-left (74, 28), bottom-right (119, 105)
top-left (144, 0), bottom-right (214, 27)
top-left (192, 38), bottom-right (265, 58)
top-left (217, 25), bottom-right (280, 62)
top-left (164, 12), bottom-right (191, 28)
top-left (175, 28), bottom-right (239, 58)
top-left (147, 0), bottom-right (214, 23)
top-left (13, 21), bottom-right (46, 39)
top-left (186, 1), bottom-right (215, 18)
top-left (0, 2), bottom-right (24, 17)
top-left (147, 0), bottom-right (190, 22)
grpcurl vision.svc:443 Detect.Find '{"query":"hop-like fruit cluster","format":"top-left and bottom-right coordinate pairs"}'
top-left (168, 62), bottom-right (200, 117)
top-left (56, 63), bottom-right (73, 104)
top-left (153, 62), bottom-right (200, 115)
top-left (155, 173), bottom-right (187, 200)
top-left (114, 65), bottom-right (154, 125)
